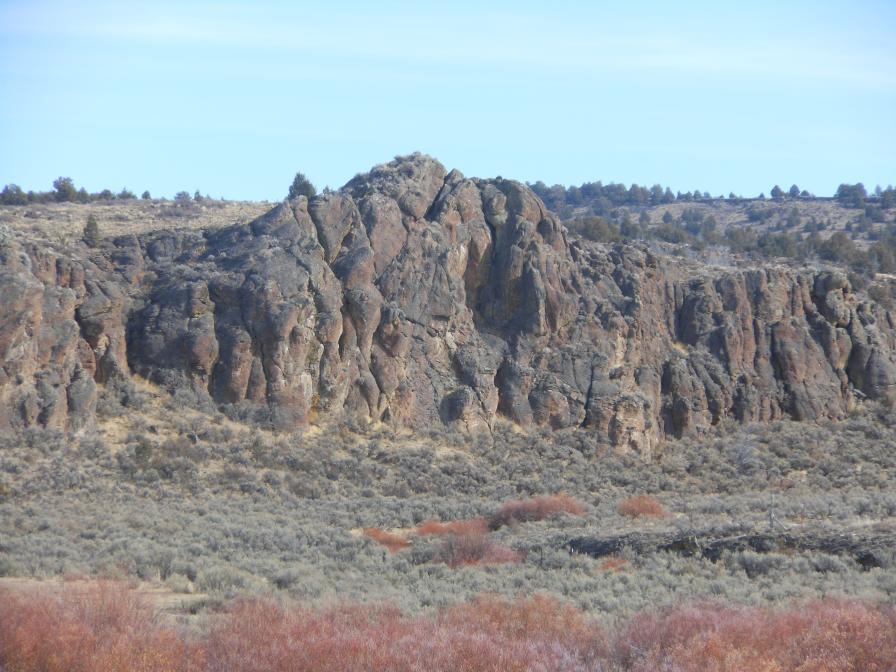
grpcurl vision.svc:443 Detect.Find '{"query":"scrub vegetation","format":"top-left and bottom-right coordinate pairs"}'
top-left (1, 378), bottom-right (894, 622)
top-left (2, 582), bottom-right (894, 672)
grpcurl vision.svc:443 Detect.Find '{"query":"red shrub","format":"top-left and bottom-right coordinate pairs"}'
top-left (599, 555), bottom-right (628, 572)
top-left (613, 599), bottom-right (896, 672)
top-left (441, 593), bottom-right (609, 659)
top-left (206, 593), bottom-right (605, 672)
top-left (432, 531), bottom-right (522, 568)
top-left (3, 580), bottom-right (894, 672)
top-left (490, 494), bottom-right (586, 529)
top-left (617, 494), bottom-right (668, 518)
top-left (414, 517), bottom-right (489, 537)
top-left (0, 581), bottom-right (202, 672)
top-left (205, 599), bottom-right (408, 672)
top-left (362, 527), bottom-right (410, 553)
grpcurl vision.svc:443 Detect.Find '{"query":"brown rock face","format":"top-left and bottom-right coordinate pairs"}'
top-left (2, 153), bottom-right (895, 451)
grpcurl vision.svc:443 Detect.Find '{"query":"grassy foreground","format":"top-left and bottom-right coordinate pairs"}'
top-left (1, 580), bottom-right (894, 672)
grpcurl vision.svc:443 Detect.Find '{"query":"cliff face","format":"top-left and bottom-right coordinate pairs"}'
top-left (3, 154), bottom-right (895, 453)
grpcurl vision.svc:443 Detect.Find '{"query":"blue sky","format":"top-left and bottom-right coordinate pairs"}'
top-left (1, 1), bottom-right (894, 200)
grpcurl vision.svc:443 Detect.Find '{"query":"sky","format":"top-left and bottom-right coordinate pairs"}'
top-left (1, 0), bottom-right (894, 201)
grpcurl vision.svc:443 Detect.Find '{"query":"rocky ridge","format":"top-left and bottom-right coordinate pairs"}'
top-left (2, 154), bottom-right (895, 453)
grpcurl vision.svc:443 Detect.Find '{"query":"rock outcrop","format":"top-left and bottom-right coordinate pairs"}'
top-left (3, 154), bottom-right (895, 453)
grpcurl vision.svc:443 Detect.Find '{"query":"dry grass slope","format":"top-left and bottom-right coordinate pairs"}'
top-left (0, 199), bottom-right (272, 244)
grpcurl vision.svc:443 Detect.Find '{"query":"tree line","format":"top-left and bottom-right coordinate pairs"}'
top-left (0, 177), bottom-right (216, 205)
top-left (531, 180), bottom-right (896, 219)
top-left (4, 174), bottom-right (891, 211)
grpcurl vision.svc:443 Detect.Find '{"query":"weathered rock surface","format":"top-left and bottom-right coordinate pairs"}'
top-left (567, 523), bottom-right (896, 569)
top-left (3, 153), bottom-right (896, 452)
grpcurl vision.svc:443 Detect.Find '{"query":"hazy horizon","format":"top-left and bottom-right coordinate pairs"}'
top-left (1, 0), bottom-right (894, 200)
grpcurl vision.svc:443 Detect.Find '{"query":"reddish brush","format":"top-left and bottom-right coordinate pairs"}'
top-left (599, 556), bottom-right (629, 572)
top-left (490, 494), bottom-right (586, 529)
top-left (413, 517), bottom-right (520, 567)
top-left (414, 517), bottom-right (489, 537)
top-left (441, 593), bottom-right (609, 658)
top-left (0, 581), bottom-right (202, 672)
top-left (617, 494), bottom-right (668, 518)
top-left (206, 594), bottom-right (605, 672)
top-left (3, 581), bottom-right (894, 672)
top-left (613, 599), bottom-right (896, 671)
top-left (432, 531), bottom-right (522, 568)
top-left (362, 527), bottom-right (410, 553)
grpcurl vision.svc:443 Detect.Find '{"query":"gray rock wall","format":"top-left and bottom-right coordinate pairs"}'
top-left (2, 154), bottom-right (895, 453)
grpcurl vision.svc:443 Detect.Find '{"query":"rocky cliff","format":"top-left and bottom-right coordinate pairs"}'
top-left (3, 154), bottom-right (895, 453)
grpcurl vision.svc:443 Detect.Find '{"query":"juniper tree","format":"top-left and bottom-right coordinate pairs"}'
top-left (83, 214), bottom-right (100, 247)
top-left (288, 172), bottom-right (317, 200)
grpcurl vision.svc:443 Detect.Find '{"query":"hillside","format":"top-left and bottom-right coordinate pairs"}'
top-left (555, 190), bottom-right (896, 281)
top-left (0, 196), bottom-right (272, 242)
top-left (1, 366), bottom-right (894, 617)
top-left (535, 180), bottom-right (894, 245)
